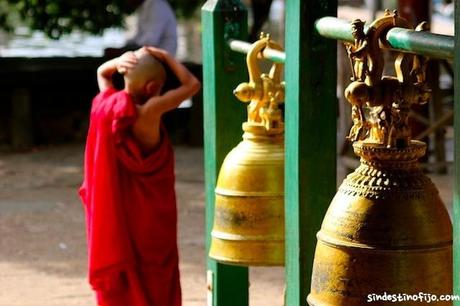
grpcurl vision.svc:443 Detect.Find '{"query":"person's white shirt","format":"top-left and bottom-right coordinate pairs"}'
top-left (127, 0), bottom-right (178, 56)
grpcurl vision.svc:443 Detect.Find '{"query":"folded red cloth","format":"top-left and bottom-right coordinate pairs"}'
top-left (80, 88), bottom-right (181, 306)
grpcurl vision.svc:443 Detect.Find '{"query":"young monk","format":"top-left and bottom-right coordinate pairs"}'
top-left (79, 46), bottom-right (200, 306)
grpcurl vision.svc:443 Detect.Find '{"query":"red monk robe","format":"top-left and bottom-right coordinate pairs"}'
top-left (79, 88), bottom-right (181, 306)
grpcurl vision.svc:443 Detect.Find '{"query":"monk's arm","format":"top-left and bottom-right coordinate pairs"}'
top-left (96, 52), bottom-right (138, 91)
top-left (142, 48), bottom-right (201, 115)
top-left (130, 48), bottom-right (200, 152)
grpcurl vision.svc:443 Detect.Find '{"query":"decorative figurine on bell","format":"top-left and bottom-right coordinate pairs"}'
top-left (308, 11), bottom-right (452, 305)
top-left (209, 33), bottom-right (285, 266)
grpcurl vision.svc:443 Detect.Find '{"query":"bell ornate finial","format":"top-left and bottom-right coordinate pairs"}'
top-left (233, 34), bottom-right (285, 135)
top-left (344, 12), bottom-right (430, 149)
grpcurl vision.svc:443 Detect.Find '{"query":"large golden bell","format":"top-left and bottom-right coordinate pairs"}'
top-left (209, 34), bottom-right (286, 266)
top-left (308, 12), bottom-right (452, 305)
top-left (308, 141), bottom-right (452, 305)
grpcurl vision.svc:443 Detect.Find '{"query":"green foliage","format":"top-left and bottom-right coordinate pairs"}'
top-left (0, 1), bottom-right (17, 33)
top-left (0, 0), bottom-right (202, 39)
top-left (0, 0), bottom-right (132, 38)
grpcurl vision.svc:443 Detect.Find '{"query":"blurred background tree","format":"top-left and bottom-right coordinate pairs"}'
top-left (0, 0), bottom-right (202, 39)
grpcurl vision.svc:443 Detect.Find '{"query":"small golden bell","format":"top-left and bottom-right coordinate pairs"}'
top-left (209, 34), bottom-right (286, 266)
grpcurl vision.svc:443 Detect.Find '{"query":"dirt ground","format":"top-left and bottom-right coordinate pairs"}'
top-left (0, 144), bottom-right (285, 306)
top-left (0, 144), bottom-right (452, 306)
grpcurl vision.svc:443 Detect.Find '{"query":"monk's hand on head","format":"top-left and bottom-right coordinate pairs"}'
top-left (144, 46), bottom-right (168, 62)
top-left (116, 51), bottom-right (138, 74)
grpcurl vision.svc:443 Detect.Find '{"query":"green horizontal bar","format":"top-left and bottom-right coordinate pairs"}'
top-left (386, 28), bottom-right (453, 60)
top-left (315, 17), bottom-right (356, 43)
top-left (315, 16), bottom-right (454, 60)
top-left (228, 39), bottom-right (286, 63)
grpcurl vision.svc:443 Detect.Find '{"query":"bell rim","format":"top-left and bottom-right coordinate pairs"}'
top-left (215, 187), bottom-right (284, 197)
top-left (316, 231), bottom-right (453, 252)
top-left (211, 230), bottom-right (284, 242)
top-left (208, 254), bottom-right (285, 266)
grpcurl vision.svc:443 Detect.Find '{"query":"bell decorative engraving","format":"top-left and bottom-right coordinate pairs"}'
top-left (208, 34), bottom-right (285, 266)
top-left (308, 11), bottom-right (452, 305)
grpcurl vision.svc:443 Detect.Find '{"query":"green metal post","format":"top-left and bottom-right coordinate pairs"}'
top-left (453, 0), bottom-right (460, 303)
top-left (285, 1), bottom-right (337, 305)
top-left (202, 1), bottom-right (249, 305)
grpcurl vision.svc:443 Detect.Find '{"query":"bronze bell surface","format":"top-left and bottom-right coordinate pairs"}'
top-left (209, 34), bottom-right (286, 266)
top-left (308, 11), bottom-right (452, 305)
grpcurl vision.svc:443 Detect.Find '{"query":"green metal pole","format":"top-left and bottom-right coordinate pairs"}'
top-left (315, 17), bottom-right (356, 43)
top-left (202, 1), bottom-right (249, 306)
top-left (453, 0), bottom-right (460, 303)
top-left (315, 16), bottom-right (454, 60)
top-left (386, 28), bottom-right (453, 60)
top-left (285, 0), bottom-right (337, 305)
top-left (228, 39), bottom-right (286, 63)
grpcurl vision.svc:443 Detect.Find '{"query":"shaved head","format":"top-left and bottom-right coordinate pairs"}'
top-left (123, 48), bottom-right (166, 102)
top-left (127, 48), bottom-right (166, 85)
